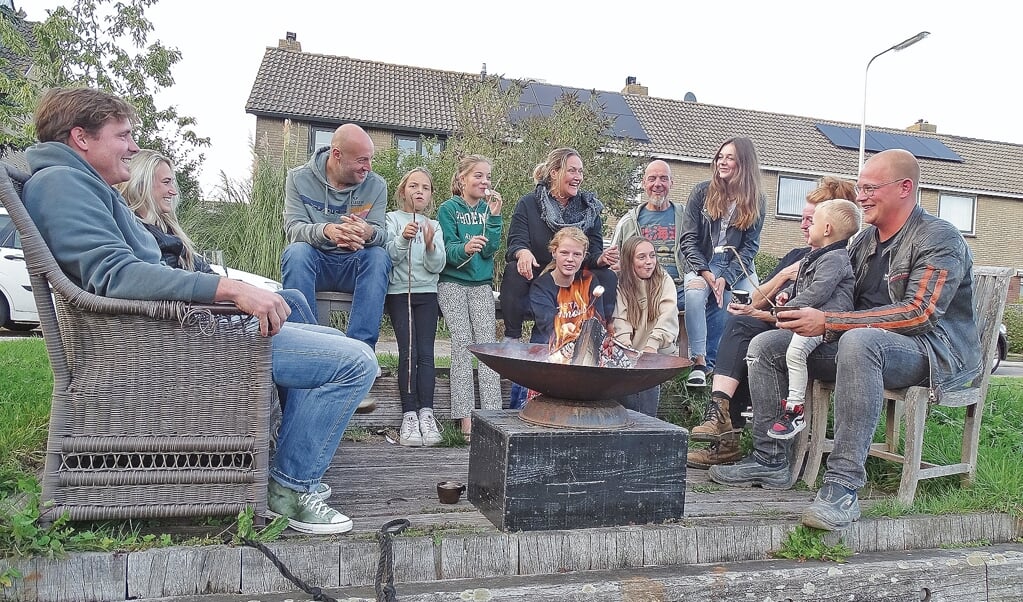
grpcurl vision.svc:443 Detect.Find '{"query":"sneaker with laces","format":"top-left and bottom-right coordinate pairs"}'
top-left (801, 482), bottom-right (861, 530)
top-left (686, 365), bottom-right (708, 387)
top-left (708, 455), bottom-right (792, 490)
top-left (418, 410), bottom-right (443, 446)
top-left (768, 399), bottom-right (806, 440)
top-left (265, 480), bottom-right (353, 534)
top-left (686, 437), bottom-right (742, 469)
top-left (399, 412), bottom-right (423, 447)
top-left (310, 482), bottom-right (332, 501)
top-left (691, 395), bottom-right (734, 440)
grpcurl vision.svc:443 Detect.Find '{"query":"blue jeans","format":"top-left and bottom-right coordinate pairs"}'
top-left (281, 242), bottom-right (392, 349)
top-left (747, 328), bottom-right (929, 490)
top-left (683, 252), bottom-right (756, 369)
top-left (269, 321), bottom-right (378, 492)
top-left (278, 288), bottom-right (316, 324)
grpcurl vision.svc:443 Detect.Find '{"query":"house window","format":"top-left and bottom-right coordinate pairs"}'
top-left (310, 126), bottom-right (335, 155)
top-left (777, 175), bottom-right (817, 217)
top-left (395, 134), bottom-right (442, 158)
top-left (938, 193), bottom-right (976, 234)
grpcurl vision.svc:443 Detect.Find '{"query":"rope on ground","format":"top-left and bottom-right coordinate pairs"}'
top-left (239, 536), bottom-right (340, 602)
top-left (236, 518), bottom-right (410, 602)
top-left (375, 518), bottom-right (411, 602)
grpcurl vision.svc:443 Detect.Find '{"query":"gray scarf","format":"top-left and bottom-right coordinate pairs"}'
top-left (536, 184), bottom-right (603, 233)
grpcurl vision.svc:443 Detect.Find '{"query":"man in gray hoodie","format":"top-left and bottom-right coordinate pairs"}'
top-left (282, 124), bottom-right (391, 348)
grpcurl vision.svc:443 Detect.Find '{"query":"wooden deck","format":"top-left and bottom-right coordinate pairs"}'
top-left (324, 431), bottom-right (826, 536)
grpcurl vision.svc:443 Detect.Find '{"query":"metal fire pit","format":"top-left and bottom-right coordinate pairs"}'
top-left (468, 343), bottom-right (691, 430)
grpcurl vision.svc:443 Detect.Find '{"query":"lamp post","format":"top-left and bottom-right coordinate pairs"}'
top-left (858, 31), bottom-right (930, 172)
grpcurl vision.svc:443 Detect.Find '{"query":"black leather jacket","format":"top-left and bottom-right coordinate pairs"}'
top-left (826, 205), bottom-right (981, 399)
top-left (679, 180), bottom-right (765, 288)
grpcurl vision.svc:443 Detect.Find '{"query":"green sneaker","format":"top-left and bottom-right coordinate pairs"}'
top-left (266, 480), bottom-right (352, 534)
top-left (311, 482), bottom-right (332, 501)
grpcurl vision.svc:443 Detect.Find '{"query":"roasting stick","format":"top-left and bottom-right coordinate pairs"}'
top-left (454, 187), bottom-right (492, 270)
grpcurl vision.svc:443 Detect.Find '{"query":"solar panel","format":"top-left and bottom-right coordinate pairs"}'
top-left (815, 124), bottom-right (962, 162)
top-left (503, 79), bottom-right (649, 142)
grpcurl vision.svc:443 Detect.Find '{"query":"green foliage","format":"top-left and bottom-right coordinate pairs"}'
top-left (232, 506), bottom-right (287, 544)
top-left (1002, 304), bottom-right (1022, 354)
top-left (0, 0), bottom-right (208, 203)
top-left (753, 251), bottom-right (781, 283)
top-left (775, 525), bottom-right (853, 562)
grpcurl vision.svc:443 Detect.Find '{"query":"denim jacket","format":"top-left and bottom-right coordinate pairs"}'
top-left (826, 205), bottom-right (981, 399)
top-left (679, 180), bottom-right (765, 288)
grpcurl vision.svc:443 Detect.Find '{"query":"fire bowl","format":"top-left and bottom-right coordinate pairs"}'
top-left (468, 343), bottom-right (691, 402)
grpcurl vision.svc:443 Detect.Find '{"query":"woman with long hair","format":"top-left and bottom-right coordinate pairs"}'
top-left (679, 137), bottom-right (765, 388)
top-left (612, 235), bottom-right (679, 416)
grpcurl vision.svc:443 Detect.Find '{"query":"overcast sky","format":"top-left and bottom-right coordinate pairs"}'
top-left (16, 0), bottom-right (1020, 194)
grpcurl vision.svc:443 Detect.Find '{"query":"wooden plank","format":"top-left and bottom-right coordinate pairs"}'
top-left (126, 546), bottom-right (240, 599)
top-left (7, 553), bottom-right (127, 602)
top-left (438, 533), bottom-right (515, 580)
top-left (239, 542), bottom-right (340, 594)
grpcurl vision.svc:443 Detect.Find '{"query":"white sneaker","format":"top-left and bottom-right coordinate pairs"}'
top-left (419, 410), bottom-right (443, 446)
top-left (399, 412), bottom-right (423, 446)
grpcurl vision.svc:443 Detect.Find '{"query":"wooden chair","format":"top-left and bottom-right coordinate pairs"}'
top-left (800, 265), bottom-right (1013, 504)
top-left (1, 163), bottom-right (274, 522)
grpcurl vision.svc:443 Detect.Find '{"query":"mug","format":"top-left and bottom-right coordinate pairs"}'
top-left (732, 289), bottom-right (751, 305)
top-left (437, 481), bottom-right (466, 504)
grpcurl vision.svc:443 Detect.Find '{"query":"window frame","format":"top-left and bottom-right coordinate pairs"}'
top-left (394, 133), bottom-right (443, 159)
top-left (776, 174), bottom-right (818, 218)
top-left (937, 192), bottom-right (977, 235)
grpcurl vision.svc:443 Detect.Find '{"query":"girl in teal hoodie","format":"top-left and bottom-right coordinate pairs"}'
top-left (436, 155), bottom-right (504, 440)
top-left (385, 168), bottom-right (447, 447)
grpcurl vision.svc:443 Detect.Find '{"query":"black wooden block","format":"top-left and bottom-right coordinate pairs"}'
top-left (468, 409), bottom-right (688, 531)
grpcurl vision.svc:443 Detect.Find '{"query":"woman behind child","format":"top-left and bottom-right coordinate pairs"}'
top-left (384, 168), bottom-right (446, 447)
top-left (612, 235), bottom-right (680, 416)
top-left (436, 155), bottom-right (504, 441)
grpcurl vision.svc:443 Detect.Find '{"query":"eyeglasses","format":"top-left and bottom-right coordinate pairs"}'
top-left (854, 178), bottom-right (905, 198)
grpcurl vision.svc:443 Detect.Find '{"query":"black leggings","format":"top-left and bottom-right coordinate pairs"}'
top-left (385, 292), bottom-right (440, 413)
top-left (499, 263), bottom-right (619, 339)
top-left (715, 313), bottom-right (776, 427)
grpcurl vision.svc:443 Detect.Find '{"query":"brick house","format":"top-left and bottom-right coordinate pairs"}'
top-left (246, 33), bottom-right (1023, 299)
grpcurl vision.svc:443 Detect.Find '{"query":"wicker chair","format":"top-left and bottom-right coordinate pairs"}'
top-left (0, 162), bottom-right (273, 522)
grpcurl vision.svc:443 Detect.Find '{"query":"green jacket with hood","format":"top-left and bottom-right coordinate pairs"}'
top-left (283, 146), bottom-right (388, 253)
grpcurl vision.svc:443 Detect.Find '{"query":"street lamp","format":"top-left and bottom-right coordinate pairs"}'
top-left (858, 31), bottom-right (930, 172)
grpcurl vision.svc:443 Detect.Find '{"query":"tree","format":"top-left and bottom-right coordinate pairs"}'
top-left (0, 0), bottom-right (208, 203)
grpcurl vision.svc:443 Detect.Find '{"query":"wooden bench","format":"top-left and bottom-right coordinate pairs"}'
top-left (315, 291), bottom-right (354, 327)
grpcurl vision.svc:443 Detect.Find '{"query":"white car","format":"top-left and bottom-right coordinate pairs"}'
top-left (1, 207), bottom-right (281, 330)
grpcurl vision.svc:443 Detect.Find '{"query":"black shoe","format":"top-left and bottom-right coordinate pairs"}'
top-left (708, 456), bottom-right (792, 490)
top-left (801, 482), bottom-right (861, 530)
top-left (767, 399), bottom-right (805, 440)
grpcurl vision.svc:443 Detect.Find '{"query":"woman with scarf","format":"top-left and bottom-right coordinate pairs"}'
top-left (500, 147), bottom-right (618, 340)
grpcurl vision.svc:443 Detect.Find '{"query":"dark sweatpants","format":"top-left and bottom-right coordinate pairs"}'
top-left (715, 313), bottom-right (776, 428)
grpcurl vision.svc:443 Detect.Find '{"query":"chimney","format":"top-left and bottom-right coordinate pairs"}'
top-left (906, 119), bottom-right (937, 134)
top-left (279, 32), bottom-right (302, 52)
top-left (622, 76), bottom-right (648, 96)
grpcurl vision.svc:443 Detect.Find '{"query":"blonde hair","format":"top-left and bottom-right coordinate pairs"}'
top-left (450, 154), bottom-right (491, 196)
top-left (705, 137), bottom-right (763, 230)
top-left (542, 226), bottom-right (590, 273)
top-left (535, 147), bottom-right (581, 188)
top-left (395, 167), bottom-right (435, 213)
top-left (618, 236), bottom-right (667, 327)
top-left (116, 149), bottom-right (200, 271)
top-left (815, 199), bottom-right (862, 241)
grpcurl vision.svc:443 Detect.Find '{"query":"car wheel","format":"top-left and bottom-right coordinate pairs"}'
top-left (0, 296), bottom-right (10, 331)
top-left (991, 342), bottom-right (1004, 374)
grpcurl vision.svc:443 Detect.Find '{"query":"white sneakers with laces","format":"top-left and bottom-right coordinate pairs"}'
top-left (418, 409), bottom-right (443, 446)
top-left (400, 412), bottom-right (423, 446)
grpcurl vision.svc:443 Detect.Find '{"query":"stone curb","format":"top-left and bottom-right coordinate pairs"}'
top-left (2, 513), bottom-right (1020, 601)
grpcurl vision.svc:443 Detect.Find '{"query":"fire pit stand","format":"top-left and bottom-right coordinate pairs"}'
top-left (466, 343), bottom-right (692, 531)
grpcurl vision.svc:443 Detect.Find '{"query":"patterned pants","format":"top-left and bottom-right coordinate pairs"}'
top-left (437, 282), bottom-right (502, 419)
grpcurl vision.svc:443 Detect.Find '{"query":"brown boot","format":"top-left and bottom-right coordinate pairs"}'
top-left (686, 438), bottom-right (741, 469)
top-left (691, 394), bottom-right (733, 440)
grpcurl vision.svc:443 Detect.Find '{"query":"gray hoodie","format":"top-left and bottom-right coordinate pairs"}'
top-left (283, 147), bottom-right (388, 253)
